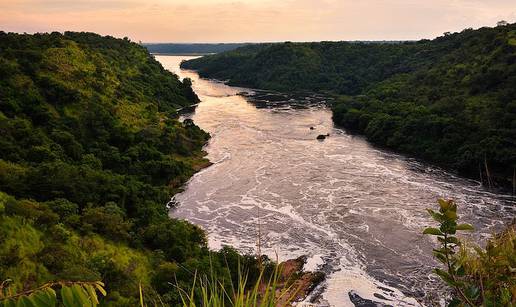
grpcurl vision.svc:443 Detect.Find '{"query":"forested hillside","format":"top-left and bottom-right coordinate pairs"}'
top-left (182, 24), bottom-right (516, 189)
top-left (144, 43), bottom-right (249, 54)
top-left (0, 32), bottom-right (262, 305)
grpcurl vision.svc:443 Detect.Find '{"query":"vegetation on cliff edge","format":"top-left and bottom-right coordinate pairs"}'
top-left (0, 31), bottom-right (265, 306)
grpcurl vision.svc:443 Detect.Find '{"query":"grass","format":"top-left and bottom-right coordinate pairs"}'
top-left (139, 262), bottom-right (303, 307)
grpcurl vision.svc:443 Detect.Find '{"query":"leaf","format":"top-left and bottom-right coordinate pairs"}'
top-left (447, 298), bottom-right (462, 307)
top-left (465, 286), bottom-right (480, 300)
top-left (448, 201), bottom-right (457, 213)
top-left (2, 299), bottom-right (16, 307)
top-left (446, 236), bottom-right (460, 245)
top-left (61, 286), bottom-right (75, 307)
top-left (432, 252), bottom-right (447, 263)
top-left (438, 199), bottom-right (450, 211)
top-left (433, 247), bottom-right (453, 256)
top-left (15, 296), bottom-right (35, 307)
top-left (29, 288), bottom-right (56, 307)
top-left (456, 223), bottom-right (474, 231)
top-left (84, 285), bottom-right (99, 305)
top-left (427, 209), bottom-right (445, 223)
top-left (455, 265), bottom-right (465, 277)
top-left (500, 288), bottom-right (511, 304)
top-left (433, 268), bottom-right (455, 286)
top-left (423, 227), bottom-right (443, 236)
top-left (440, 221), bottom-right (457, 234)
top-left (93, 283), bottom-right (106, 297)
top-left (70, 285), bottom-right (92, 307)
top-left (139, 283), bottom-right (144, 307)
top-left (443, 209), bottom-right (457, 220)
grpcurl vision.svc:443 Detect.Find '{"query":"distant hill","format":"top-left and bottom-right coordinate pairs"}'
top-left (144, 43), bottom-right (250, 54)
top-left (182, 24), bottom-right (516, 189)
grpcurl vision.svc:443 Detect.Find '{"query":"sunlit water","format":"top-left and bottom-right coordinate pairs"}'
top-left (156, 55), bottom-right (515, 306)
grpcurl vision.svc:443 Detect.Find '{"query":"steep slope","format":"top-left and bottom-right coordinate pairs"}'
top-left (181, 24), bottom-right (516, 189)
top-left (0, 32), bottom-right (262, 305)
top-left (181, 41), bottom-right (421, 94)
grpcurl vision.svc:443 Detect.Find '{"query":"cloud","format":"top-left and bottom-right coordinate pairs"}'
top-left (0, 0), bottom-right (514, 42)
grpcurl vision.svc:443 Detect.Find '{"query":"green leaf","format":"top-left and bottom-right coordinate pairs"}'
top-left (61, 286), bottom-right (75, 307)
top-left (423, 227), bottom-right (443, 236)
top-left (84, 285), bottom-right (99, 305)
top-left (15, 296), bottom-right (35, 307)
top-left (433, 268), bottom-right (455, 286)
top-left (71, 285), bottom-right (92, 307)
top-left (500, 288), bottom-right (511, 303)
top-left (440, 221), bottom-right (457, 234)
top-left (433, 247), bottom-right (453, 256)
top-left (465, 286), bottom-right (480, 300)
top-left (438, 199), bottom-right (450, 211)
top-left (447, 236), bottom-right (460, 244)
top-left (427, 209), bottom-right (446, 223)
top-left (447, 298), bottom-right (461, 307)
top-left (432, 252), bottom-right (447, 263)
top-left (29, 288), bottom-right (56, 307)
top-left (93, 283), bottom-right (106, 297)
top-left (456, 265), bottom-right (465, 277)
top-left (2, 299), bottom-right (16, 307)
top-left (443, 209), bottom-right (457, 220)
top-left (456, 223), bottom-right (474, 231)
top-left (139, 283), bottom-right (144, 307)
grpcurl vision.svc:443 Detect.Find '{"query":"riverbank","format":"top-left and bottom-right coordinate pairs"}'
top-left (180, 25), bottom-right (516, 192)
top-left (160, 54), bottom-right (515, 306)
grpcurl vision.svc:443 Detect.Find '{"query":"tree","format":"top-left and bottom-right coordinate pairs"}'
top-left (424, 199), bottom-right (515, 306)
top-left (497, 20), bottom-right (509, 27)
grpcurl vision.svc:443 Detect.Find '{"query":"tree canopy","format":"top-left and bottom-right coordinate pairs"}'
top-left (0, 31), bottom-right (262, 305)
top-left (182, 24), bottom-right (516, 189)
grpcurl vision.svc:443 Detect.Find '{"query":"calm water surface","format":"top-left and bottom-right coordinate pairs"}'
top-left (157, 55), bottom-right (515, 306)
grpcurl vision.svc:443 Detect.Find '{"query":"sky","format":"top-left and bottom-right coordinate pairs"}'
top-left (1, 0), bottom-right (515, 43)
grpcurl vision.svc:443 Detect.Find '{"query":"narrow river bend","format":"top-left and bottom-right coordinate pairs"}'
top-left (157, 55), bottom-right (515, 306)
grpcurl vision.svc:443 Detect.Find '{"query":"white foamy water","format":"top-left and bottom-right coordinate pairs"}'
top-left (157, 55), bottom-right (516, 306)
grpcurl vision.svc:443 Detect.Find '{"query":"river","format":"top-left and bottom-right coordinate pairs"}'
top-left (156, 55), bottom-right (515, 306)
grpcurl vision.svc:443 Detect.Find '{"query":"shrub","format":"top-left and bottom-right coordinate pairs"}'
top-left (424, 199), bottom-right (515, 306)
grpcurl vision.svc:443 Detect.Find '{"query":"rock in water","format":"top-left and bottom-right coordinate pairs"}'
top-left (348, 290), bottom-right (393, 307)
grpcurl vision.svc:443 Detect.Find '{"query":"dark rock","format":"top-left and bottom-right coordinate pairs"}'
top-left (373, 293), bottom-right (391, 301)
top-left (316, 134), bottom-right (326, 140)
top-left (348, 291), bottom-right (393, 307)
top-left (310, 126), bottom-right (315, 130)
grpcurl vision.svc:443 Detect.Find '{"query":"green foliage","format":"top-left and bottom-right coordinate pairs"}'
top-left (177, 265), bottom-right (289, 307)
top-left (0, 281), bottom-right (106, 307)
top-left (150, 247), bottom-right (272, 306)
top-left (0, 32), bottom-right (263, 306)
top-left (136, 258), bottom-right (296, 307)
top-left (181, 42), bottom-right (417, 95)
top-left (424, 199), bottom-right (515, 306)
top-left (182, 24), bottom-right (516, 189)
top-left (144, 43), bottom-right (249, 54)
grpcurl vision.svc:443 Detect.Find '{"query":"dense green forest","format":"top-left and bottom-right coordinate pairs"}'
top-left (182, 24), bottom-right (516, 189)
top-left (144, 43), bottom-right (250, 55)
top-left (0, 31), bottom-right (264, 305)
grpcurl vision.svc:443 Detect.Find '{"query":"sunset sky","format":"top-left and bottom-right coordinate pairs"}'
top-left (1, 0), bottom-right (515, 43)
